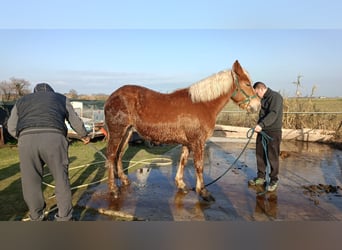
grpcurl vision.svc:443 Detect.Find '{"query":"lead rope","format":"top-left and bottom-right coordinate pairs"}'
top-left (202, 128), bottom-right (273, 196)
top-left (201, 128), bottom-right (255, 189)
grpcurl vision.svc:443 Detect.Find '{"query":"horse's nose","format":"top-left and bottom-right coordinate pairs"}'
top-left (249, 99), bottom-right (261, 113)
top-left (248, 103), bottom-right (260, 113)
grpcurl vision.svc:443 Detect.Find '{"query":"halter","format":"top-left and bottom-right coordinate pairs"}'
top-left (231, 71), bottom-right (258, 107)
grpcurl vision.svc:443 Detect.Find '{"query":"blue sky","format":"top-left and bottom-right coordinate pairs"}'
top-left (0, 0), bottom-right (341, 97)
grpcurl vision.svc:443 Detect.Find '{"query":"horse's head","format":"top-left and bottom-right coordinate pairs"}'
top-left (230, 60), bottom-right (260, 113)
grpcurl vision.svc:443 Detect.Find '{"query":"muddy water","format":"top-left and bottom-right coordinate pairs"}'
top-left (77, 138), bottom-right (342, 221)
top-left (208, 138), bottom-right (342, 221)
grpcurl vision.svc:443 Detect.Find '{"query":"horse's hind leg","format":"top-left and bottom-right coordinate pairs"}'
top-left (115, 127), bottom-right (132, 186)
top-left (106, 125), bottom-right (132, 197)
top-left (175, 145), bottom-right (190, 193)
top-left (106, 135), bottom-right (120, 198)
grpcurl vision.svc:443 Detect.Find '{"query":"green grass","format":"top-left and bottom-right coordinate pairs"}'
top-left (0, 139), bottom-right (175, 221)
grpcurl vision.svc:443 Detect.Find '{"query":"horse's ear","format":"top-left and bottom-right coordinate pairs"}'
top-left (232, 60), bottom-right (249, 79)
top-left (232, 60), bottom-right (242, 74)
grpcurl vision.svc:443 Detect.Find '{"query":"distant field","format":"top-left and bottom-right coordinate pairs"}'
top-left (218, 97), bottom-right (342, 132)
top-left (222, 97), bottom-right (342, 112)
top-left (300, 98), bottom-right (342, 112)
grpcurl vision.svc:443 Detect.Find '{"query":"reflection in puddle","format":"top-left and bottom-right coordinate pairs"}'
top-left (212, 139), bottom-right (342, 221)
top-left (136, 167), bottom-right (152, 187)
top-left (254, 193), bottom-right (278, 220)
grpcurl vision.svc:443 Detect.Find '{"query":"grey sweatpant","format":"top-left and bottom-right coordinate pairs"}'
top-left (18, 132), bottom-right (73, 221)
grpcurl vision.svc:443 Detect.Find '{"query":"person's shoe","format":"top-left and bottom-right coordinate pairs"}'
top-left (248, 177), bottom-right (265, 186)
top-left (54, 214), bottom-right (75, 221)
top-left (267, 180), bottom-right (279, 192)
top-left (25, 213), bottom-right (46, 221)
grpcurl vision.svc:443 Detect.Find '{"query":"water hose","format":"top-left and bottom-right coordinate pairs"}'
top-left (200, 128), bottom-right (272, 197)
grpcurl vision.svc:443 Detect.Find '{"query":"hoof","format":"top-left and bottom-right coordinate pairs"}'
top-left (200, 189), bottom-right (215, 202)
top-left (109, 189), bottom-right (120, 199)
top-left (122, 178), bottom-right (131, 186)
top-left (178, 187), bottom-right (189, 194)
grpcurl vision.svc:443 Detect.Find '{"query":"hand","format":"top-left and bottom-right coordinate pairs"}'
top-left (81, 136), bottom-right (91, 144)
top-left (254, 124), bottom-right (262, 133)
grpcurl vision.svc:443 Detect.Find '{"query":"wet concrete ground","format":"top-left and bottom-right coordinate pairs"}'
top-left (77, 138), bottom-right (342, 221)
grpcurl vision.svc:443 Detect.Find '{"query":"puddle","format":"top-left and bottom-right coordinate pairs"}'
top-left (77, 138), bottom-right (342, 221)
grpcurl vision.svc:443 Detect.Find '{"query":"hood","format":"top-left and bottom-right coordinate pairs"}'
top-left (33, 83), bottom-right (55, 93)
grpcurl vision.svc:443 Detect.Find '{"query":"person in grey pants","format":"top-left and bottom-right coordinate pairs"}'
top-left (7, 83), bottom-right (91, 221)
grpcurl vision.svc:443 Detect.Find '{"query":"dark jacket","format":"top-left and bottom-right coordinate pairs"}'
top-left (7, 83), bottom-right (88, 138)
top-left (257, 88), bottom-right (283, 132)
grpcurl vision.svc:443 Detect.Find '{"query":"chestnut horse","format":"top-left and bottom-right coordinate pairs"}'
top-left (104, 60), bottom-right (260, 201)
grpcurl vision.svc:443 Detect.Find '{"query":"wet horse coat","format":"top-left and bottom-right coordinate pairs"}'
top-left (104, 60), bottom-right (260, 201)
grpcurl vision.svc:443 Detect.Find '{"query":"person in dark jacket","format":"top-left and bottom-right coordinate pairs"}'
top-left (248, 82), bottom-right (283, 192)
top-left (7, 83), bottom-right (91, 221)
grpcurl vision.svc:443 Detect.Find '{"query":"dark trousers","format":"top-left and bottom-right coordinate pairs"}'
top-left (255, 130), bottom-right (282, 182)
top-left (18, 132), bottom-right (73, 221)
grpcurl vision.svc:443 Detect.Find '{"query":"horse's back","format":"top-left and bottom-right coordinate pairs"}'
top-left (109, 84), bottom-right (162, 96)
top-left (104, 85), bottom-right (168, 121)
top-left (105, 84), bottom-right (189, 109)
top-left (105, 85), bottom-right (145, 110)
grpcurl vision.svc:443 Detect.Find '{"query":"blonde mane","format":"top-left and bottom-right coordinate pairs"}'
top-left (189, 69), bottom-right (233, 103)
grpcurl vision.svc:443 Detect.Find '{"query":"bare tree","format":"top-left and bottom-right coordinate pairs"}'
top-left (10, 77), bottom-right (31, 97)
top-left (310, 84), bottom-right (317, 97)
top-left (0, 78), bottom-right (31, 101)
top-left (65, 89), bottom-right (78, 99)
top-left (0, 80), bottom-right (12, 101)
top-left (292, 74), bottom-right (303, 97)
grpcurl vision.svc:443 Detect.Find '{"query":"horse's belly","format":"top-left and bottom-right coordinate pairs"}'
top-left (135, 123), bottom-right (189, 144)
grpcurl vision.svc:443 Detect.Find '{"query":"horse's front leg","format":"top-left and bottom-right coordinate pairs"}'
top-left (116, 155), bottom-right (130, 186)
top-left (175, 145), bottom-right (190, 193)
top-left (193, 144), bottom-right (215, 202)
